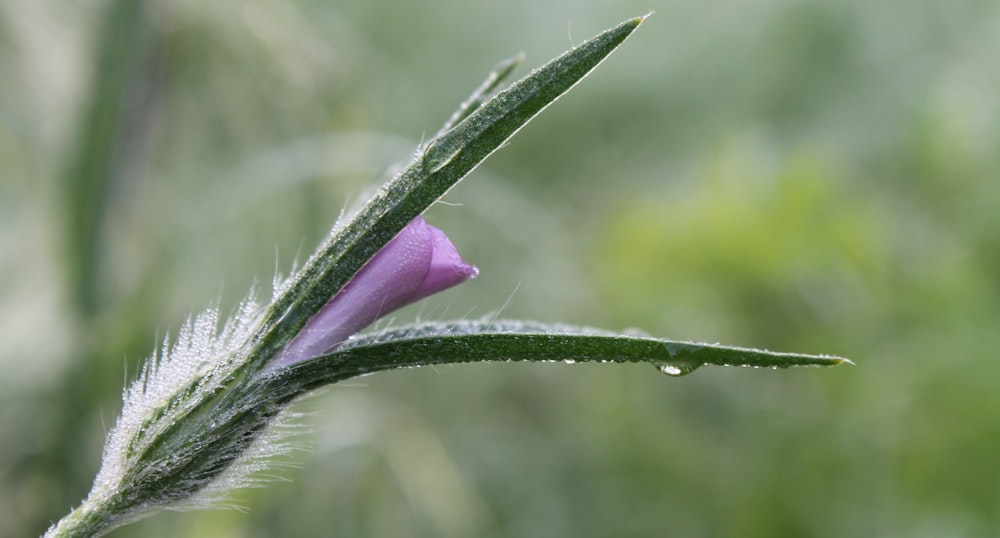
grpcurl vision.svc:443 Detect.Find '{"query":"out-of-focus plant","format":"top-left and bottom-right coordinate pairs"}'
top-left (44, 15), bottom-right (848, 537)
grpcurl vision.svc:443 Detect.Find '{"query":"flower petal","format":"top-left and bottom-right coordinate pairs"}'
top-left (273, 217), bottom-right (476, 367)
top-left (411, 223), bottom-right (480, 302)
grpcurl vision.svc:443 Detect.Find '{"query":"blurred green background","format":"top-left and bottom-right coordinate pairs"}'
top-left (2, 0), bottom-right (999, 536)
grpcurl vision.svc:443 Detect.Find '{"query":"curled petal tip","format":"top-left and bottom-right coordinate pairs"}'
top-left (412, 221), bottom-right (478, 301)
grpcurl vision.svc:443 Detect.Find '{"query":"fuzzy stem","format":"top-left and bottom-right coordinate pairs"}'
top-left (44, 499), bottom-right (121, 538)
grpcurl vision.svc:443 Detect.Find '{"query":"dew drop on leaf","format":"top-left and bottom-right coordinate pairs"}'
top-left (656, 362), bottom-right (701, 377)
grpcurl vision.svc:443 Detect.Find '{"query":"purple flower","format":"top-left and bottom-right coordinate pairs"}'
top-left (273, 217), bottom-right (478, 368)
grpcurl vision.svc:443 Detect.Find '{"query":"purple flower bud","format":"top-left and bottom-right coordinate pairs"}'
top-left (273, 217), bottom-right (478, 367)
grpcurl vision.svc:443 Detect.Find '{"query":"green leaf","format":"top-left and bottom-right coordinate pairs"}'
top-left (62, 0), bottom-right (159, 315)
top-left (274, 320), bottom-right (851, 393)
top-left (435, 55), bottom-right (524, 136)
top-left (250, 15), bottom-right (649, 368)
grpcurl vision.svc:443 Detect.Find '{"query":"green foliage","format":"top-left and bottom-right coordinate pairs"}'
top-left (44, 16), bottom-right (658, 537)
top-left (2, 0), bottom-right (998, 537)
top-left (279, 320), bottom-right (846, 390)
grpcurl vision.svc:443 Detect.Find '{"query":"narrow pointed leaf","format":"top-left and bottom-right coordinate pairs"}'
top-left (272, 320), bottom-right (851, 393)
top-left (251, 15), bottom-right (648, 368)
top-left (436, 55), bottom-right (524, 136)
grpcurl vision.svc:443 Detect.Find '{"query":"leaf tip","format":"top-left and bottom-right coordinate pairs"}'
top-left (611, 13), bottom-right (650, 44)
top-left (495, 53), bottom-right (526, 77)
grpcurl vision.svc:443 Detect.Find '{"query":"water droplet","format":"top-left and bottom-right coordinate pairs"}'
top-left (656, 362), bottom-right (701, 377)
